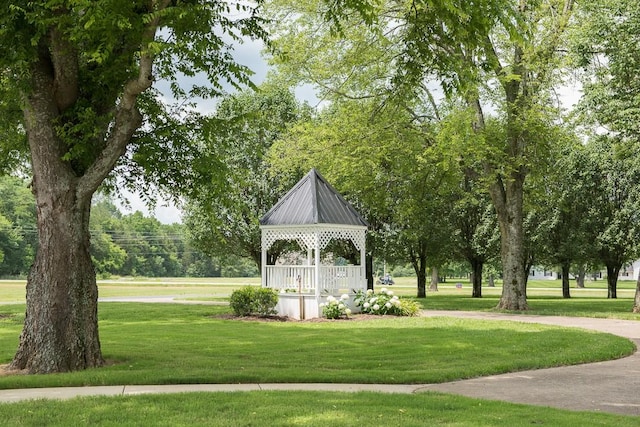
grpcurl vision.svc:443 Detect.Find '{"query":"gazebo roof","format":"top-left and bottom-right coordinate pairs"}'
top-left (260, 168), bottom-right (368, 227)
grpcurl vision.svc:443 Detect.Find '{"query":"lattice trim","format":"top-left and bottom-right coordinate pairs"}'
top-left (262, 227), bottom-right (366, 251)
top-left (262, 229), bottom-right (317, 251)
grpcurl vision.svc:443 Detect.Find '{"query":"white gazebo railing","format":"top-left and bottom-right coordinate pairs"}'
top-left (264, 265), bottom-right (315, 293)
top-left (264, 265), bottom-right (365, 295)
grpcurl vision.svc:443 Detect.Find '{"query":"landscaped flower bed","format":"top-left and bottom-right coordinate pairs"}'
top-left (355, 288), bottom-right (421, 316)
top-left (319, 294), bottom-right (352, 319)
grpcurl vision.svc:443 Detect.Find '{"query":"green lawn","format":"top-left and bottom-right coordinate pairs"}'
top-left (1, 391), bottom-right (637, 426)
top-left (1, 276), bottom-right (637, 304)
top-left (0, 279), bottom-right (638, 425)
top-left (420, 292), bottom-right (640, 319)
top-left (1, 303), bottom-right (633, 389)
top-left (0, 278), bottom-right (261, 303)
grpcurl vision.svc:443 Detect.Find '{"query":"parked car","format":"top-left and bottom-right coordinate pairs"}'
top-left (377, 274), bottom-right (394, 286)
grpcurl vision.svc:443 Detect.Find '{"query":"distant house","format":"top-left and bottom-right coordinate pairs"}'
top-left (618, 260), bottom-right (640, 281)
top-left (528, 260), bottom-right (640, 282)
top-left (528, 268), bottom-right (559, 281)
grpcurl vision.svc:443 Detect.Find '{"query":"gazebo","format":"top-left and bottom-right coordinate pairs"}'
top-left (260, 169), bottom-right (368, 319)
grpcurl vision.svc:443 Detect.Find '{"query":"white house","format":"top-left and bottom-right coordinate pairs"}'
top-left (528, 268), bottom-right (559, 281)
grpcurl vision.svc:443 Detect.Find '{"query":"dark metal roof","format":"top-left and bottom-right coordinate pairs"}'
top-left (260, 168), bottom-right (368, 227)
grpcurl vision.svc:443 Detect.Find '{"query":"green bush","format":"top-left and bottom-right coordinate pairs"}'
top-left (398, 298), bottom-right (422, 316)
top-left (229, 287), bottom-right (255, 316)
top-left (229, 286), bottom-right (278, 317)
top-left (252, 287), bottom-right (279, 316)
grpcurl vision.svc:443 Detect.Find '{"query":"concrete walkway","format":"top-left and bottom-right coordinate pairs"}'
top-left (1, 310), bottom-right (639, 417)
top-left (419, 311), bottom-right (640, 416)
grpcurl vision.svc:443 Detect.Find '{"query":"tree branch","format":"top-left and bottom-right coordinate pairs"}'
top-left (530, 0), bottom-right (575, 93)
top-left (78, 0), bottom-right (172, 200)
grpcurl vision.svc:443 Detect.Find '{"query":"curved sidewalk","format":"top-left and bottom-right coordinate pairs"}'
top-left (1, 310), bottom-right (639, 416)
top-left (419, 311), bottom-right (640, 416)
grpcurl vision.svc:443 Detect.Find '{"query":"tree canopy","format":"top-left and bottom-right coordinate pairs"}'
top-left (264, 0), bottom-right (577, 309)
top-left (183, 81), bottom-right (310, 269)
top-left (0, 0), bottom-right (269, 373)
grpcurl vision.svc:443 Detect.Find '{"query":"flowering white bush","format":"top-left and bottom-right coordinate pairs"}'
top-left (354, 288), bottom-right (420, 316)
top-left (319, 294), bottom-right (352, 319)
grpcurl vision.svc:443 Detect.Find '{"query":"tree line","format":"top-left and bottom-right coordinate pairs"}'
top-left (0, 176), bottom-right (257, 279)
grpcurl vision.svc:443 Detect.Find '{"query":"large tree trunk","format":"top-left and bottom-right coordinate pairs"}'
top-left (468, 91), bottom-right (528, 310)
top-left (561, 262), bottom-right (571, 299)
top-left (11, 188), bottom-right (103, 373)
top-left (9, 62), bottom-right (105, 373)
top-left (470, 258), bottom-right (483, 298)
top-left (491, 176), bottom-right (528, 310)
top-left (10, 29), bottom-right (147, 372)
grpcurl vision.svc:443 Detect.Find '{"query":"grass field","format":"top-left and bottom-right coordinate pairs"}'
top-left (3, 276), bottom-right (640, 320)
top-left (0, 277), bottom-right (639, 425)
top-left (1, 391), bottom-right (638, 426)
top-left (0, 303), bottom-right (633, 389)
top-left (1, 276), bottom-right (636, 302)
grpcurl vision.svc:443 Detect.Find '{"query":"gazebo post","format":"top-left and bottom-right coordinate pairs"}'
top-left (261, 236), bottom-right (267, 288)
top-left (314, 234), bottom-right (321, 301)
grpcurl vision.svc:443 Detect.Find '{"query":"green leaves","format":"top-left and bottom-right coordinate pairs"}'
top-left (182, 82), bottom-right (308, 268)
top-left (576, 0), bottom-right (640, 139)
top-left (0, 0), bottom-right (272, 186)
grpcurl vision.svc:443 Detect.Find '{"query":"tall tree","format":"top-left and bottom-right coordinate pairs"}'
top-left (269, 98), bottom-right (454, 298)
top-left (584, 137), bottom-right (640, 299)
top-left (573, 0), bottom-right (640, 310)
top-left (393, 158), bottom-right (457, 298)
top-left (265, 0), bottom-right (474, 297)
top-left (437, 108), bottom-right (500, 298)
top-left (183, 82), bottom-right (308, 269)
top-left (528, 139), bottom-right (594, 298)
top-left (397, 0), bottom-right (575, 310)
top-left (0, 1), bottom-right (267, 373)
top-left (266, 0), bottom-right (576, 309)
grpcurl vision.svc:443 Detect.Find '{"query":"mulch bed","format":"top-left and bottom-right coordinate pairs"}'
top-left (212, 313), bottom-right (387, 322)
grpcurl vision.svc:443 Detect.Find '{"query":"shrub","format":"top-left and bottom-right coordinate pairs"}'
top-left (355, 288), bottom-right (419, 316)
top-left (229, 286), bottom-right (278, 317)
top-left (252, 288), bottom-right (279, 316)
top-left (229, 287), bottom-right (255, 316)
top-left (398, 298), bottom-right (422, 316)
top-left (319, 294), bottom-right (352, 319)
